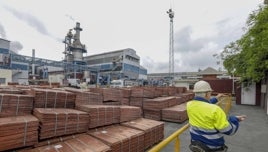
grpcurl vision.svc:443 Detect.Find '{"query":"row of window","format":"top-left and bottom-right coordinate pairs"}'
top-left (125, 55), bottom-right (139, 63)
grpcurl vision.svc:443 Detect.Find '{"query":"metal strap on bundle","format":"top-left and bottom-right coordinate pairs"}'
top-left (45, 90), bottom-right (48, 108)
top-left (76, 138), bottom-right (96, 152)
top-left (0, 94), bottom-right (3, 112)
top-left (97, 107), bottom-right (100, 126)
top-left (64, 141), bottom-right (76, 151)
top-left (54, 112), bottom-right (58, 136)
top-left (129, 121), bottom-right (154, 145)
top-left (64, 92), bottom-right (67, 108)
top-left (22, 116), bottom-right (28, 146)
top-left (76, 113), bottom-right (80, 132)
top-left (125, 127), bottom-right (141, 151)
top-left (16, 95), bottom-right (20, 115)
top-left (53, 92), bottom-right (58, 108)
top-left (112, 106), bottom-right (115, 123)
top-left (64, 112), bottom-right (68, 134)
top-left (101, 131), bottom-right (124, 152)
top-left (104, 107), bottom-right (107, 124)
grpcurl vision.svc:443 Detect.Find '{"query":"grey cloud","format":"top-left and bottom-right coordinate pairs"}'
top-left (4, 5), bottom-right (49, 36)
top-left (10, 41), bottom-right (23, 53)
top-left (141, 56), bottom-right (169, 73)
top-left (214, 18), bottom-right (244, 47)
top-left (173, 19), bottom-right (243, 55)
top-left (65, 14), bottom-right (76, 22)
top-left (174, 26), bottom-right (209, 53)
top-left (0, 23), bottom-right (6, 38)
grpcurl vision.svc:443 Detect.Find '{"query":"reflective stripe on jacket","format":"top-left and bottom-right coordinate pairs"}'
top-left (187, 97), bottom-right (239, 149)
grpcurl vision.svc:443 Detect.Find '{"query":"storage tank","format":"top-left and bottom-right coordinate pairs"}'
top-left (73, 50), bottom-right (83, 61)
top-left (83, 71), bottom-right (90, 79)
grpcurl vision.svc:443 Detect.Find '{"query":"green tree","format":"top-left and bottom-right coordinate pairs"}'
top-left (222, 5), bottom-right (268, 83)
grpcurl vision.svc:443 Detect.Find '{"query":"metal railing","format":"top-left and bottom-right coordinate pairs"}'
top-left (148, 95), bottom-right (232, 152)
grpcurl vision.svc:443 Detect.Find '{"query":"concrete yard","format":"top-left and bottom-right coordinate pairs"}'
top-left (151, 101), bottom-right (268, 152)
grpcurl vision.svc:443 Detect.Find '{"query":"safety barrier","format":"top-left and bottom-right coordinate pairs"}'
top-left (148, 95), bottom-right (232, 152)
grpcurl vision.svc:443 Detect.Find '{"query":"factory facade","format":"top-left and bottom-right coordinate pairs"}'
top-left (0, 22), bottom-right (147, 86)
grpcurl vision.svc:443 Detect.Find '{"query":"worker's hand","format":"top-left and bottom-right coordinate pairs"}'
top-left (216, 93), bottom-right (227, 99)
top-left (236, 115), bottom-right (246, 122)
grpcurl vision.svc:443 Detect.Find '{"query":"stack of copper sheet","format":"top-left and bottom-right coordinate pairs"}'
top-left (119, 88), bottom-right (131, 98)
top-left (176, 87), bottom-right (187, 94)
top-left (21, 134), bottom-right (111, 152)
top-left (34, 133), bottom-right (82, 147)
top-left (130, 87), bottom-right (144, 98)
top-left (0, 115), bottom-right (39, 151)
top-left (143, 97), bottom-right (176, 120)
top-left (119, 105), bottom-right (142, 123)
top-left (33, 108), bottom-right (89, 140)
top-left (31, 88), bottom-right (76, 108)
top-left (88, 125), bottom-right (144, 152)
top-left (75, 91), bottom-right (103, 106)
top-left (121, 118), bottom-right (164, 150)
top-left (143, 97), bottom-right (176, 110)
top-left (88, 88), bottom-right (104, 95)
top-left (161, 103), bottom-right (188, 123)
top-left (176, 94), bottom-right (187, 103)
top-left (180, 92), bottom-right (195, 101)
top-left (102, 88), bottom-right (122, 102)
top-left (76, 105), bottom-right (120, 128)
top-left (175, 96), bottom-right (185, 105)
top-left (0, 87), bottom-right (23, 94)
top-left (120, 97), bottom-right (130, 105)
top-left (143, 87), bottom-right (155, 98)
top-left (167, 87), bottom-right (177, 96)
top-left (61, 87), bottom-right (86, 93)
top-left (0, 93), bottom-right (34, 117)
top-left (103, 101), bottom-right (121, 105)
top-left (161, 87), bottom-right (169, 96)
top-left (154, 87), bottom-right (163, 97)
top-left (129, 97), bottom-right (143, 108)
top-left (142, 109), bottom-right (162, 120)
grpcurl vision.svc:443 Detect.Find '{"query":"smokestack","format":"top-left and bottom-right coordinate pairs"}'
top-left (32, 49), bottom-right (35, 75)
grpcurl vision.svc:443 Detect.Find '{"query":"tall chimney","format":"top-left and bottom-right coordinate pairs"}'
top-left (32, 49), bottom-right (35, 75)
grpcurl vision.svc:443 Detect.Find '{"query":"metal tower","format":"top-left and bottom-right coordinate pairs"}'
top-left (167, 8), bottom-right (174, 78)
top-left (63, 22), bottom-right (87, 79)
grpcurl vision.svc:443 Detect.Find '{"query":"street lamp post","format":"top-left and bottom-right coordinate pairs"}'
top-left (232, 70), bottom-right (235, 95)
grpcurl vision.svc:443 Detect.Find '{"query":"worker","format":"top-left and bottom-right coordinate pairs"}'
top-left (187, 80), bottom-right (246, 152)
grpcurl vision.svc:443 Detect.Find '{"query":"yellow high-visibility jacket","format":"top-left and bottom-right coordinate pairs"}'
top-left (187, 96), bottom-right (239, 149)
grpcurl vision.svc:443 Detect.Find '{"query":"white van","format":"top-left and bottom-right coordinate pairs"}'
top-left (110, 80), bottom-right (124, 88)
top-left (67, 78), bottom-right (81, 88)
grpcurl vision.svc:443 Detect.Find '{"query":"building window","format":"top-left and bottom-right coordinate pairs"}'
top-left (0, 78), bottom-right (6, 84)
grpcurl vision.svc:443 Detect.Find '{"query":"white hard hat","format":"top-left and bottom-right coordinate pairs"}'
top-left (193, 80), bottom-right (213, 93)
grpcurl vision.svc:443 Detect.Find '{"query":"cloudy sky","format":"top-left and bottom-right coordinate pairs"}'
top-left (0, 0), bottom-right (263, 73)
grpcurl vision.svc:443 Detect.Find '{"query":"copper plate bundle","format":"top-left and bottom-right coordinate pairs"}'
top-left (0, 93), bottom-right (34, 117)
top-left (162, 103), bottom-right (188, 123)
top-left (121, 118), bottom-right (164, 150)
top-left (20, 134), bottom-right (111, 152)
top-left (88, 125), bottom-right (144, 152)
top-left (31, 88), bottom-right (76, 109)
top-left (33, 108), bottom-right (89, 140)
top-left (0, 115), bottom-right (39, 151)
top-left (119, 105), bottom-right (142, 123)
top-left (76, 105), bottom-right (120, 128)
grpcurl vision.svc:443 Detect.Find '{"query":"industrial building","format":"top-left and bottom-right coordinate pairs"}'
top-left (0, 22), bottom-right (147, 86)
top-left (84, 48), bottom-right (147, 85)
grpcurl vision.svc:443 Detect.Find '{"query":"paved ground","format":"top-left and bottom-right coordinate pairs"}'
top-left (152, 100), bottom-right (268, 152)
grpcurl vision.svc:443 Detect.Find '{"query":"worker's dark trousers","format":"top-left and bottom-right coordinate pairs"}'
top-left (189, 141), bottom-right (228, 152)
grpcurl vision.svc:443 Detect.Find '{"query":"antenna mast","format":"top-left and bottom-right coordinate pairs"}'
top-left (167, 8), bottom-right (174, 80)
